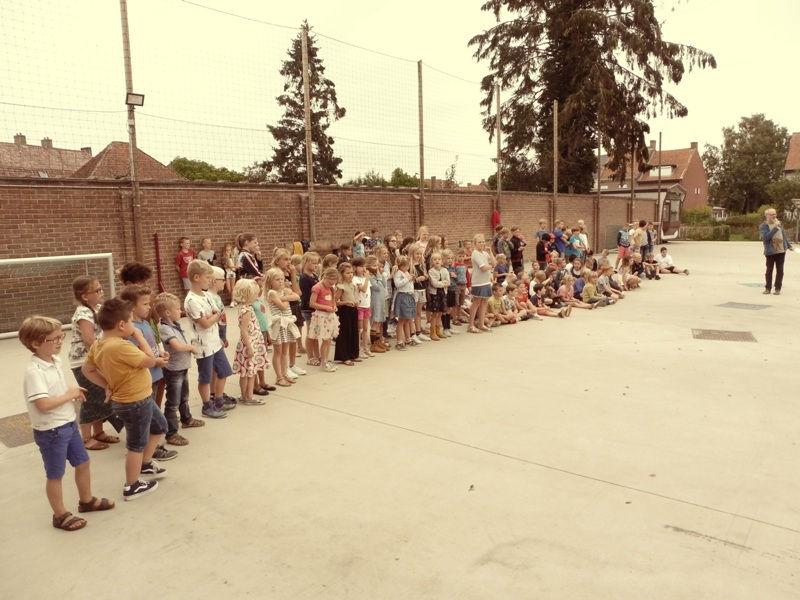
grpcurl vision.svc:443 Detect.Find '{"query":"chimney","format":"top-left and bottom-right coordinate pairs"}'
top-left (430, 176), bottom-right (437, 188)
top-left (13, 133), bottom-right (26, 145)
top-left (80, 146), bottom-right (92, 157)
top-left (690, 141), bottom-right (698, 150)
top-left (41, 137), bottom-right (52, 149)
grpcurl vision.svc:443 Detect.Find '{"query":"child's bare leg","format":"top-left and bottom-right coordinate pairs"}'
top-left (306, 337), bottom-right (319, 361)
top-left (272, 343), bottom-right (284, 378)
top-left (198, 383), bottom-right (211, 404)
top-left (288, 341), bottom-right (297, 368)
top-left (45, 478), bottom-right (67, 516)
top-left (214, 376), bottom-right (226, 399)
top-left (246, 375), bottom-right (255, 399)
top-left (468, 300), bottom-right (479, 328)
top-left (320, 339), bottom-right (331, 364)
top-left (477, 300), bottom-right (489, 328)
top-left (239, 376), bottom-right (248, 400)
top-left (125, 451), bottom-right (144, 485)
top-left (143, 433), bottom-right (162, 463)
top-left (74, 460), bottom-right (93, 504)
top-left (155, 379), bottom-right (166, 409)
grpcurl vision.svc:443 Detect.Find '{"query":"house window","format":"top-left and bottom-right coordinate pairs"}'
top-left (37, 170), bottom-right (49, 178)
top-left (600, 185), bottom-right (608, 190)
top-left (655, 165), bottom-right (672, 177)
top-left (695, 187), bottom-right (700, 195)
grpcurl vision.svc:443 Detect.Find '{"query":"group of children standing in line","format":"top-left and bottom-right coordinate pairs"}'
top-left (19, 221), bottom-right (689, 531)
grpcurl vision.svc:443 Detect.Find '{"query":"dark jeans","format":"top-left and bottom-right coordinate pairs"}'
top-left (765, 252), bottom-right (786, 291)
top-left (111, 396), bottom-right (167, 452)
top-left (163, 368), bottom-right (192, 436)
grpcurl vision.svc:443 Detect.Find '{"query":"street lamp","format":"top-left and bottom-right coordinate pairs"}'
top-left (125, 92), bottom-right (145, 107)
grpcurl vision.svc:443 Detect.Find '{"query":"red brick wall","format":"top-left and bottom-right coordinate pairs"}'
top-left (0, 178), bottom-right (654, 332)
top-left (680, 151), bottom-right (710, 211)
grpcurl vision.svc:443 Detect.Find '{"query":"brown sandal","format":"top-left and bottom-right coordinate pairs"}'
top-left (93, 432), bottom-right (119, 444)
top-left (53, 512), bottom-right (87, 531)
top-left (78, 497), bottom-right (115, 513)
top-left (84, 439), bottom-right (109, 451)
top-left (181, 418), bottom-right (205, 428)
top-left (276, 378), bottom-right (293, 387)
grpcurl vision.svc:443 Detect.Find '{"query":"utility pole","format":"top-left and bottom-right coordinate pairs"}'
top-left (553, 99), bottom-right (559, 197)
top-left (495, 85), bottom-right (502, 203)
top-left (417, 60), bottom-right (425, 227)
top-left (301, 24), bottom-right (317, 240)
top-left (119, 0), bottom-right (143, 261)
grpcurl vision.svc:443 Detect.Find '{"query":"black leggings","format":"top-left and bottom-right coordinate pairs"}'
top-left (765, 252), bottom-right (786, 291)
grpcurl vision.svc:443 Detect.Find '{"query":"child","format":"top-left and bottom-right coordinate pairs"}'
top-left (272, 249), bottom-right (306, 378)
top-left (487, 283), bottom-right (517, 325)
top-left (20, 316), bottom-right (115, 530)
top-left (558, 275), bottom-right (594, 309)
top-left (512, 283), bottom-right (543, 320)
top-left (308, 267), bottom-right (340, 372)
top-left (502, 284), bottom-right (524, 321)
top-left (453, 249), bottom-right (469, 324)
top-left (535, 233), bottom-right (551, 270)
top-left (410, 244), bottom-right (430, 342)
top-left (175, 237), bottom-right (195, 295)
top-left (581, 272), bottom-right (608, 307)
top-left (251, 285), bottom-right (273, 396)
top-left (366, 255), bottom-right (388, 353)
top-left (155, 293), bottom-right (205, 445)
top-left (494, 254), bottom-right (509, 285)
top-left (223, 242), bottom-right (237, 305)
top-left (338, 243), bottom-right (353, 264)
top-left (69, 276), bottom-right (116, 451)
top-left (442, 249), bottom-right (458, 336)
top-left (209, 266), bottom-right (238, 408)
top-left (655, 247), bottom-right (689, 275)
top-left (535, 219), bottom-right (549, 240)
top-left (643, 252), bottom-right (661, 280)
top-left (183, 260), bottom-right (234, 419)
top-left (566, 227), bottom-right (585, 260)
top-left (597, 266), bottom-right (623, 302)
top-left (236, 233), bottom-right (263, 280)
top-left (197, 238), bottom-right (216, 266)
top-left (299, 251), bottom-right (321, 365)
top-left (392, 256), bottom-right (417, 350)
top-left (427, 251), bottom-right (449, 339)
top-left (120, 285), bottom-right (177, 462)
top-left (351, 257), bottom-right (373, 358)
top-left (619, 256), bottom-right (641, 290)
top-left (532, 284), bottom-right (569, 317)
top-left (322, 253), bottom-right (339, 272)
top-left (231, 279), bottom-right (269, 405)
top-left (334, 262), bottom-right (360, 365)
top-left (83, 298), bottom-right (169, 501)
top-left (265, 267), bottom-right (302, 385)
top-left (353, 231), bottom-right (367, 259)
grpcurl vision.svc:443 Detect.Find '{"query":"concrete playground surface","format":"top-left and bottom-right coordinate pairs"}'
top-left (1, 241), bottom-right (799, 599)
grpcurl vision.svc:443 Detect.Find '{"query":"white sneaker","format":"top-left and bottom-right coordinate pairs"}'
top-left (289, 365), bottom-right (307, 375)
top-left (443, 330), bottom-right (452, 337)
top-left (412, 334), bottom-right (423, 343)
top-left (418, 333), bottom-right (431, 341)
top-left (286, 369), bottom-right (299, 380)
top-left (229, 301), bottom-right (237, 308)
top-left (323, 362), bottom-right (337, 372)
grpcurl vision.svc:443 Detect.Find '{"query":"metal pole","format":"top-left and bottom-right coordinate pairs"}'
top-left (495, 85), bottom-right (502, 198)
top-left (301, 25), bottom-right (316, 211)
top-left (119, 0), bottom-right (144, 261)
top-left (657, 132), bottom-right (663, 236)
top-left (553, 99), bottom-right (559, 197)
top-left (417, 60), bottom-right (425, 227)
top-left (629, 140), bottom-right (636, 223)
top-left (595, 131), bottom-right (602, 249)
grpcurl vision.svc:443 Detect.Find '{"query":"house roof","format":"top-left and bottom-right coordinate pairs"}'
top-left (785, 132), bottom-right (800, 173)
top-left (0, 138), bottom-right (91, 178)
top-left (70, 141), bottom-right (184, 181)
top-left (599, 146), bottom-right (698, 184)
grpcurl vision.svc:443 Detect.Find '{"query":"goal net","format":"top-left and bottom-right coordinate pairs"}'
top-left (0, 253), bottom-right (116, 338)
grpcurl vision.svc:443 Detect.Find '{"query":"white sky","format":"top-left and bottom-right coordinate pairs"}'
top-left (0, 0), bottom-right (797, 183)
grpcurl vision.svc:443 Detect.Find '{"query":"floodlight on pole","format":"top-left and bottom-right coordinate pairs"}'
top-left (125, 92), bottom-right (145, 107)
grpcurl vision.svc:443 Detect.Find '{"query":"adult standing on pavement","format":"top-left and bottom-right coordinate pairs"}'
top-left (759, 208), bottom-right (792, 295)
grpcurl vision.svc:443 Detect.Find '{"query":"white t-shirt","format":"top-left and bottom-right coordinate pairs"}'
top-left (24, 356), bottom-right (76, 431)
top-left (655, 253), bottom-right (674, 268)
top-left (353, 275), bottom-right (372, 308)
top-left (579, 232), bottom-right (589, 252)
top-left (471, 250), bottom-right (492, 287)
top-left (393, 270), bottom-right (414, 293)
top-left (184, 290), bottom-right (222, 357)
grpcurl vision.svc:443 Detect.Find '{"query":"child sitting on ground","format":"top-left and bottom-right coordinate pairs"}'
top-left (581, 272), bottom-right (608, 307)
top-left (155, 293), bottom-right (204, 446)
top-left (655, 247), bottom-right (689, 275)
top-left (558, 275), bottom-right (594, 310)
top-left (487, 283), bottom-right (517, 325)
top-left (642, 252), bottom-right (661, 280)
top-left (512, 283), bottom-right (543, 320)
top-left (83, 298), bottom-right (169, 501)
top-left (20, 316), bottom-right (115, 531)
top-left (532, 284), bottom-right (569, 317)
top-left (597, 266), bottom-right (623, 301)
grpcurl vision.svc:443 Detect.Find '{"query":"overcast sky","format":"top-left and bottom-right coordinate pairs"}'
top-left (1, 0), bottom-right (797, 184)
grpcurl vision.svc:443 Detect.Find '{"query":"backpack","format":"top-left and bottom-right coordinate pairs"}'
top-left (617, 229), bottom-right (630, 247)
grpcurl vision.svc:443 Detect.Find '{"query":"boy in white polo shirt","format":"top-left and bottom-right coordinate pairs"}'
top-left (19, 316), bottom-right (115, 532)
top-left (184, 260), bottom-right (233, 418)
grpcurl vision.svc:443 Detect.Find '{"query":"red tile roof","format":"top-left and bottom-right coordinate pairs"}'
top-left (0, 139), bottom-right (91, 178)
top-left (599, 147), bottom-right (697, 184)
top-left (70, 141), bottom-right (184, 181)
top-left (785, 132), bottom-right (800, 173)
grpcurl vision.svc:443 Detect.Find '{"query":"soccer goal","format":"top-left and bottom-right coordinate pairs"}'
top-left (0, 253), bottom-right (116, 339)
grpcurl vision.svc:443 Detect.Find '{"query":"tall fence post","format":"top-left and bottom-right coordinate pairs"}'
top-left (629, 140), bottom-right (635, 224)
top-left (594, 130), bottom-right (602, 250)
top-left (301, 24), bottom-right (317, 240)
top-left (495, 85), bottom-right (502, 215)
top-left (417, 60), bottom-right (425, 229)
top-left (551, 99), bottom-right (559, 225)
top-left (118, 0), bottom-right (144, 261)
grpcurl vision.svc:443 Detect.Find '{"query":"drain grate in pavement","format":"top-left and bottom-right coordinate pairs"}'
top-left (718, 302), bottom-right (770, 310)
top-left (692, 329), bottom-right (757, 343)
top-left (0, 412), bottom-right (33, 447)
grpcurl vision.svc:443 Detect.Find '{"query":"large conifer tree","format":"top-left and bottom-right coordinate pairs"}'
top-left (470, 1), bottom-right (716, 192)
top-left (259, 22), bottom-right (345, 184)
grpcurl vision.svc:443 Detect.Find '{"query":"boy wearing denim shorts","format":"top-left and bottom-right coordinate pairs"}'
top-left (183, 260), bottom-right (233, 418)
top-left (82, 298), bottom-right (169, 501)
top-left (20, 316), bottom-right (115, 531)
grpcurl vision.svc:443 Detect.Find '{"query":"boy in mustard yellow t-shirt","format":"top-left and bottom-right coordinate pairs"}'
top-left (82, 298), bottom-right (169, 501)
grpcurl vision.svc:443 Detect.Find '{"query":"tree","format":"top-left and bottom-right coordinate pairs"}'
top-left (168, 157), bottom-right (245, 182)
top-left (704, 114), bottom-right (789, 213)
top-left (345, 169), bottom-right (390, 187)
top-left (256, 22), bottom-right (345, 184)
top-left (486, 154), bottom-right (549, 191)
top-left (766, 178), bottom-right (800, 215)
top-left (469, 1), bottom-right (715, 193)
top-left (388, 168), bottom-right (419, 188)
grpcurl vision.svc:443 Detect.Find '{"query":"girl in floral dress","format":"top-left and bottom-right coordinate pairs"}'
top-left (232, 279), bottom-right (268, 406)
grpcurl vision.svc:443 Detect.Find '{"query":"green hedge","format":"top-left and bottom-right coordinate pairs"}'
top-left (679, 225), bottom-right (730, 241)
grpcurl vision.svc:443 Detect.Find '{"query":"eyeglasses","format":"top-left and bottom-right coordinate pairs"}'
top-left (45, 333), bottom-right (66, 343)
top-left (89, 287), bottom-right (103, 294)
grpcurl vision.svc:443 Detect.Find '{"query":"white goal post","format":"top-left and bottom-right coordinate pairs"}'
top-left (0, 253), bottom-right (116, 339)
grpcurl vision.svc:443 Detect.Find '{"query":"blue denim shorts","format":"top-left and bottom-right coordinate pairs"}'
top-left (111, 396), bottom-right (167, 452)
top-left (33, 420), bottom-right (89, 480)
top-left (196, 347), bottom-right (233, 385)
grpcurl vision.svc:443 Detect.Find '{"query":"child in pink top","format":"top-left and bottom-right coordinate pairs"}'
top-left (307, 267), bottom-right (339, 373)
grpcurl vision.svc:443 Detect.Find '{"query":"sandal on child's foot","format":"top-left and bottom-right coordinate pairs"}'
top-left (240, 397), bottom-right (266, 406)
top-left (182, 418), bottom-right (205, 428)
top-left (83, 438), bottom-right (109, 451)
top-left (53, 512), bottom-right (86, 532)
top-left (77, 496), bottom-right (115, 513)
top-left (276, 378), bottom-right (293, 387)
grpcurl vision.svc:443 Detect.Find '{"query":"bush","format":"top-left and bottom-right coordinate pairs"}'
top-left (679, 225), bottom-right (730, 241)
top-left (681, 205), bottom-right (714, 225)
